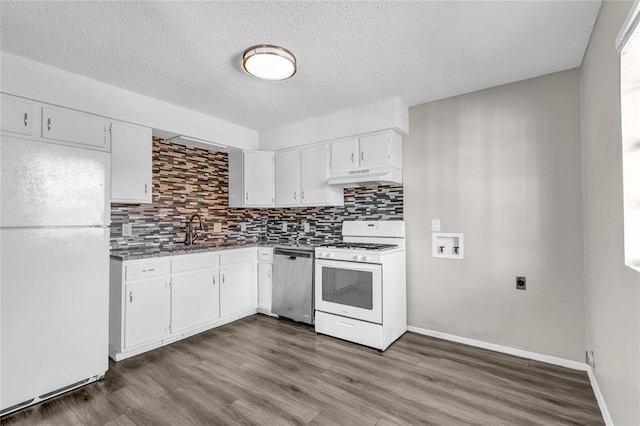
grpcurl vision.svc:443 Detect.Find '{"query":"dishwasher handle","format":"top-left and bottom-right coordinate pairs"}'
top-left (274, 249), bottom-right (313, 258)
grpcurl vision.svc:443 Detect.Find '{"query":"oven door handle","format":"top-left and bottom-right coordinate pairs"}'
top-left (336, 320), bottom-right (355, 328)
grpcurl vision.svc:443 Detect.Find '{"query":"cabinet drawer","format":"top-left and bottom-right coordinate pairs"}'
top-left (257, 248), bottom-right (273, 262)
top-left (125, 261), bottom-right (168, 281)
top-left (171, 252), bottom-right (219, 273)
top-left (41, 106), bottom-right (108, 151)
top-left (220, 248), bottom-right (257, 265)
top-left (315, 311), bottom-right (383, 349)
top-left (1, 95), bottom-right (34, 136)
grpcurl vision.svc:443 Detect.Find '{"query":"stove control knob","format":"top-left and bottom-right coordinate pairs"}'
top-left (360, 255), bottom-right (368, 262)
top-left (353, 255), bottom-right (359, 261)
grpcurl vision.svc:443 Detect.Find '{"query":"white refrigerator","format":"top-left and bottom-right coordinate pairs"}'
top-left (0, 135), bottom-right (110, 416)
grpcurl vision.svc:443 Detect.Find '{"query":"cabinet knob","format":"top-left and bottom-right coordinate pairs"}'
top-left (129, 291), bottom-right (133, 303)
top-left (23, 112), bottom-right (28, 127)
top-left (47, 118), bottom-right (52, 131)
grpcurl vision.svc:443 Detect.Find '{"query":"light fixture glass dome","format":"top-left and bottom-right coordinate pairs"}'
top-left (242, 45), bottom-right (296, 81)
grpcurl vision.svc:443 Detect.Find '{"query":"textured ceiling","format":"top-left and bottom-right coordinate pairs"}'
top-left (0, 1), bottom-right (601, 132)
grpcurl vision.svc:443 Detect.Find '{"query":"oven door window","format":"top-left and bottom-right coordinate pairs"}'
top-left (321, 267), bottom-right (373, 310)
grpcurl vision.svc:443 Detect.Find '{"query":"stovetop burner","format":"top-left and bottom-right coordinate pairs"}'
top-left (317, 242), bottom-right (398, 251)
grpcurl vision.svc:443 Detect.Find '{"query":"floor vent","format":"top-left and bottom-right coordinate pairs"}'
top-left (38, 378), bottom-right (89, 400)
top-left (0, 398), bottom-right (35, 416)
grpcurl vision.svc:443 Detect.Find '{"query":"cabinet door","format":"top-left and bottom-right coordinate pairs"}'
top-left (258, 262), bottom-right (272, 311)
top-left (124, 278), bottom-right (167, 349)
top-left (300, 144), bottom-right (331, 205)
top-left (330, 138), bottom-right (358, 172)
top-left (1, 95), bottom-right (34, 136)
top-left (111, 122), bottom-right (153, 203)
top-left (244, 151), bottom-right (274, 206)
top-left (275, 149), bottom-right (300, 206)
top-left (41, 106), bottom-right (108, 151)
top-left (170, 268), bottom-right (219, 334)
top-left (220, 262), bottom-right (257, 318)
top-left (358, 132), bottom-right (390, 169)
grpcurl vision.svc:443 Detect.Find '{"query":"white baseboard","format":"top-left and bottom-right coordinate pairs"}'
top-left (587, 366), bottom-right (613, 425)
top-left (407, 325), bottom-right (588, 371)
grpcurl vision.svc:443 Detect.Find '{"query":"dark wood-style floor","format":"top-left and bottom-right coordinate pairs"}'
top-left (2, 314), bottom-right (603, 425)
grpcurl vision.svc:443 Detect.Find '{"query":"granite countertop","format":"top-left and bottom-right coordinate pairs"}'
top-left (110, 240), bottom-right (322, 261)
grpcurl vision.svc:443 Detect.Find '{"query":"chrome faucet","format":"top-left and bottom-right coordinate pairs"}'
top-left (185, 213), bottom-right (205, 246)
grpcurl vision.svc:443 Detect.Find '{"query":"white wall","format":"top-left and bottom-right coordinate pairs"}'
top-left (581, 1), bottom-right (640, 424)
top-left (405, 69), bottom-right (586, 362)
top-left (259, 97), bottom-right (408, 151)
top-left (0, 52), bottom-right (259, 150)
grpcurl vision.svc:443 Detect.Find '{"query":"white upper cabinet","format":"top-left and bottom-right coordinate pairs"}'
top-left (275, 149), bottom-right (300, 206)
top-left (228, 150), bottom-right (275, 207)
top-left (111, 121), bottom-right (153, 204)
top-left (1, 95), bottom-right (35, 136)
top-left (41, 106), bottom-right (109, 151)
top-left (329, 137), bottom-right (359, 173)
top-left (359, 132), bottom-right (394, 169)
top-left (274, 144), bottom-right (343, 207)
top-left (300, 144), bottom-right (343, 205)
top-left (330, 130), bottom-right (403, 172)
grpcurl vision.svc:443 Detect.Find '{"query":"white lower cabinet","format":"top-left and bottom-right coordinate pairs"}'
top-left (257, 248), bottom-right (273, 314)
top-left (124, 278), bottom-right (168, 349)
top-left (109, 247), bottom-right (258, 361)
top-left (220, 262), bottom-right (257, 318)
top-left (170, 268), bottom-right (220, 335)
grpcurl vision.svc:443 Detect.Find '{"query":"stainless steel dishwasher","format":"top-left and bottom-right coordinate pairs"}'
top-left (272, 247), bottom-right (314, 325)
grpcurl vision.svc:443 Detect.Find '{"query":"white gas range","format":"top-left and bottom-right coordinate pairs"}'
top-left (314, 220), bottom-right (406, 351)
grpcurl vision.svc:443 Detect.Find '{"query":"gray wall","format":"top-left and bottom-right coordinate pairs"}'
top-left (581, 1), bottom-right (640, 424)
top-left (405, 69), bottom-right (586, 361)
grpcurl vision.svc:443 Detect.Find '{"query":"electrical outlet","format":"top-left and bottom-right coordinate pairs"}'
top-left (122, 223), bottom-right (133, 237)
top-left (516, 276), bottom-right (526, 290)
top-left (303, 222), bottom-right (310, 233)
top-left (586, 350), bottom-right (595, 368)
top-left (213, 223), bottom-right (222, 233)
top-left (240, 223), bottom-right (246, 232)
top-left (431, 219), bottom-right (441, 232)
top-left (282, 222), bottom-right (287, 232)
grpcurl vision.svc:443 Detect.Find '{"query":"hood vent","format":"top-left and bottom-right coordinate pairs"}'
top-left (327, 166), bottom-right (402, 188)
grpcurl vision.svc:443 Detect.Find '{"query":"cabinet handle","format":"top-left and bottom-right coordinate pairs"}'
top-left (293, 191), bottom-right (297, 200)
top-left (212, 275), bottom-right (216, 286)
top-left (301, 190), bottom-right (305, 200)
top-left (245, 192), bottom-right (249, 201)
top-left (141, 268), bottom-right (155, 273)
top-left (222, 274), bottom-right (225, 284)
top-left (130, 291), bottom-right (133, 303)
top-left (47, 118), bottom-right (52, 131)
top-left (268, 270), bottom-right (271, 279)
top-left (350, 153), bottom-right (354, 163)
top-left (23, 112), bottom-right (28, 127)
top-left (361, 151), bottom-right (364, 162)
top-left (144, 183), bottom-right (148, 194)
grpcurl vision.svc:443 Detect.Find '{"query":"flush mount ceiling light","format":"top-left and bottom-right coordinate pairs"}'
top-left (242, 44), bottom-right (296, 81)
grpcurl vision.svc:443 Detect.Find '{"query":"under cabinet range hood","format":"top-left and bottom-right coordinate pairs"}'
top-left (327, 166), bottom-right (402, 187)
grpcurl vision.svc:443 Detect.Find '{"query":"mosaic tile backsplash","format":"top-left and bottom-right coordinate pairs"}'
top-left (110, 138), bottom-right (403, 254)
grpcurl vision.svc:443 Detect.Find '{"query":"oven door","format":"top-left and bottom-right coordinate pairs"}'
top-left (315, 259), bottom-right (382, 324)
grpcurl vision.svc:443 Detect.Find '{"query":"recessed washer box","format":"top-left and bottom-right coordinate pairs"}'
top-left (432, 232), bottom-right (464, 259)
